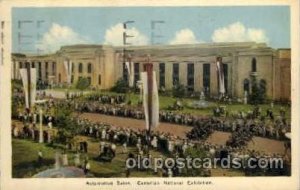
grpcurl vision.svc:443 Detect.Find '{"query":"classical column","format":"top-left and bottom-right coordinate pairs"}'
top-left (194, 62), bottom-right (203, 92)
top-left (165, 62), bottom-right (172, 90)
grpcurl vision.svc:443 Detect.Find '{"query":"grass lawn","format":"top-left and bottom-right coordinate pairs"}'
top-left (13, 138), bottom-right (245, 178)
top-left (12, 138), bottom-right (56, 178)
top-left (45, 87), bottom-right (290, 120)
top-left (82, 91), bottom-right (291, 119)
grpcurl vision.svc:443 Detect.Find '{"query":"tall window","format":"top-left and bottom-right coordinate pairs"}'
top-left (58, 73), bottom-right (61, 83)
top-left (187, 63), bottom-right (194, 92)
top-left (98, 75), bottom-right (101, 85)
top-left (159, 63), bottom-right (165, 88)
top-left (38, 62), bottom-right (42, 79)
top-left (223, 64), bottom-right (228, 93)
top-left (78, 63), bottom-right (83, 73)
top-left (45, 62), bottom-right (48, 79)
top-left (252, 58), bottom-right (257, 72)
top-left (134, 63), bottom-right (140, 86)
top-left (203, 64), bottom-right (210, 95)
top-left (19, 62), bottom-right (23, 68)
top-left (31, 62), bottom-right (35, 68)
top-left (52, 62), bottom-right (56, 75)
top-left (172, 63), bottom-right (179, 86)
top-left (87, 63), bottom-right (92, 73)
top-left (72, 62), bottom-right (74, 73)
top-left (123, 62), bottom-right (128, 82)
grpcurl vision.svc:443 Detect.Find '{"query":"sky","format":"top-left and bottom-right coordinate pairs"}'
top-left (12, 6), bottom-right (290, 54)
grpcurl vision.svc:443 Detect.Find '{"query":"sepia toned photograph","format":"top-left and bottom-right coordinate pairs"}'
top-left (0, 1), bottom-right (299, 190)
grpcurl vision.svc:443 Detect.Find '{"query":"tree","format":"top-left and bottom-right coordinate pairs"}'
top-left (172, 83), bottom-right (186, 98)
top-left (76, 77), bottom-right (90, 91)
top-left (249, 77), bottom-right (266, 104)
top-left (111, 78), bottom-right (129, 93)
top-left (53, 105), bottom-right (79, 144)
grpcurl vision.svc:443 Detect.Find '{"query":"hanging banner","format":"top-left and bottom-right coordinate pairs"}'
top-left (216, 60), bottom-right (225, 94)
top-left (125, 61), bottom-right (135, 87)
top-left (63, 60), bottom-right (72, 84)
top-left (151, 71), bottom-right (159, 128)
top-left (141, 71), bottom-right (159, 130)
top-left (20, 68), bottom-right (29, 108)
top-left (30, 68), bottom-right (37, 108)
top-left (20, 68), bottom-right (37, 108)
top-left (141, 72), bottom-right (149, 130)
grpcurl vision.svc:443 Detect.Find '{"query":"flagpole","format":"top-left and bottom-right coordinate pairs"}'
top-left (144, 56), bottom-right (153, 147)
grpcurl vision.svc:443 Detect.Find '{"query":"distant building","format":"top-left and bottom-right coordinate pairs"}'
top-left (11, 42), bottom-right (291, 101)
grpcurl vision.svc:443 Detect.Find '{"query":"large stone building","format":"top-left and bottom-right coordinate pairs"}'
top-left (11, 42), bottom-right (291, 101)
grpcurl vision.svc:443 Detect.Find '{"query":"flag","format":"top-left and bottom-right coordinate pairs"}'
top-left (216, 60), bottom-right (225, 94)
top-left (30, 68), bottom-right (37, 107)
top-left (151, 71), bottom-right (159, 128)
top-left (20, 69), bottom-right (29, 108)
top-left (125, 61), bottom-right (135, 87)
top-left (141, 71), bottom-right (159, 130)
top-left (64, 60), bottom-right (72, 84)
top-left (20, 68), bottom-right (37, 109)
top-left (141, 72), bottom-right (149, 129)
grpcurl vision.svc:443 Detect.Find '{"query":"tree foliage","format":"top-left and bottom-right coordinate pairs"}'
top-left (249, 77), bottom-right (267, 104)
top-left (172, 83), bottom-right (186, 98)
top-left (53, 104), bottom-right (79, 144)
top-left (76, 77), bottom-right (90, 91)
top-left (111, 78), bottom-right (129, 93)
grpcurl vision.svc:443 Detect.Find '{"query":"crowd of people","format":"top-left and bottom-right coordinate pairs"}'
top-left (70, 99), bottom-right (290, 142)
top-left (84, 93), bottom-right (126, 105)
top-left (72, 117), bottom-right (291, 176)
top-left (11, 91), bottom-right (291, 177)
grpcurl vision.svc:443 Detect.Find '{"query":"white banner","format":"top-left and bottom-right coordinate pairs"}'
top-left (141, 72), bottom-right (149, 130)
top-left (216, 61), bottom-right (225, 94)
top-left (151, 71), bottom-right (159, 128)
top-left (19, 68), bottom-right (37, 108)
top-left (64, 60), bottom-right (72, 84)
top-left (125, 61), bottom-right (135, 87)
top-left (141, 71), bottom-right (159, 130)
top-left (20, 69), bottom-right (29, 108)
top-left (30, 68), bottom-right (37, 108)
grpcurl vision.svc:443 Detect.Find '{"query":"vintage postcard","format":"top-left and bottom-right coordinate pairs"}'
top-left (0, 0), bottom-right (299, 190)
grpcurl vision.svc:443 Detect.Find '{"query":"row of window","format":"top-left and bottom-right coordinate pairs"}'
top-left (122, 58), bottom-right (258, 92)
top-left (78, 63), bottom-right (92, 74)
top-left (19, 62), bottom-right (56, 79)
top-left (123, 62), bottom-right (228, 93)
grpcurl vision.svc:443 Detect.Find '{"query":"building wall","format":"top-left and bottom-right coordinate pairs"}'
top-left (11, 42), bottom-right (291, 101)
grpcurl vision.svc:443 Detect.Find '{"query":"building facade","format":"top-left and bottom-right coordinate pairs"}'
top-left (11, 42), bottom-right (291, 101)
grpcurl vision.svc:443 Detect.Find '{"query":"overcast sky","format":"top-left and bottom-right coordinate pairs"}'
top-left (12, 6), bottom-right (290, 54)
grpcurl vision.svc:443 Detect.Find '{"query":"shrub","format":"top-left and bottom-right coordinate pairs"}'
top-left (76, 77), bottom-right (90, 91)
top-left (172, 83), bottom-right (186, 98)
top-left (111, 78), bottom-right (129, 93)
top-left (249, 77), bottom-right (267, 104)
